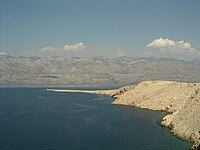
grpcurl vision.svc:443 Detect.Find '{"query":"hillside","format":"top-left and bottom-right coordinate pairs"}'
top-left (1, 55), bottom-right (200, 85)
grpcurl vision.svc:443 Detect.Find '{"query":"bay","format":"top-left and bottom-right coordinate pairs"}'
top-left (0, 88), bottom-right (191, 150)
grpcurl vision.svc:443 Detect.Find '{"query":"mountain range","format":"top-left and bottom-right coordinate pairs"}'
top-left (0, 55), bottom-right (200, 85)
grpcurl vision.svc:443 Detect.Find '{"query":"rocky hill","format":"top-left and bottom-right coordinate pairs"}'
top-left (112, 81), bottom-right (200, 143)
top-left (1, 55), bottom-right (200, 85)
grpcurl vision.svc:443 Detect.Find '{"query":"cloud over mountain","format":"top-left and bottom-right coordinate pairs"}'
top-left (40, 42), bottom-right (86, 52)
top-left (147, 38), bottom-right (197, 53)
top-left (146, 38), bottom-right (200, 60)
top-left (63, 42), bottom-right (85, 51)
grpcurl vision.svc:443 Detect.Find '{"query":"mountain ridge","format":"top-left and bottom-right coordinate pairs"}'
top-left (1, 55), bottom-right (200, 85)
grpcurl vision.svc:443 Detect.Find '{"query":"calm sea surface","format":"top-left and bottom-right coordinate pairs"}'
top-left (0, 88), bottom-right (191, 150)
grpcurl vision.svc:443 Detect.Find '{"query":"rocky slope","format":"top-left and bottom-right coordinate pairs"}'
top-left (1, 55), bottom-right (200, 85)
top-left (112, 81), bottom-right (200, 144)
top-left (49, 81), bottom-right (200, 149)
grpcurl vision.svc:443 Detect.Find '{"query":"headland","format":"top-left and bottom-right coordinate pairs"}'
top-left (48, 81), bottom-right (200, 150)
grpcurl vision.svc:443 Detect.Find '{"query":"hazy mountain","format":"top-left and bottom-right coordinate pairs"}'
top-left (0, 55), bottom-right (200, 85)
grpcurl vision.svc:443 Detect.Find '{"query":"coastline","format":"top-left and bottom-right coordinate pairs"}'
top-left (47, 81), bottom-right (200, 150)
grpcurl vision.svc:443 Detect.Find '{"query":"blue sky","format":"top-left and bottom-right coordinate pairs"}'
top-left (0, 0), bottom-right (200, 59)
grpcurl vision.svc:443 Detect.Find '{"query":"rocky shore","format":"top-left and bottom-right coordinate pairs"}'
top-left (48, 81), bottom-right (200, 149)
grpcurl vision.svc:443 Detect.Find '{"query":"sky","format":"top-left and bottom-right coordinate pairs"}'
top-left (0, 0), bottom-right (200, 60)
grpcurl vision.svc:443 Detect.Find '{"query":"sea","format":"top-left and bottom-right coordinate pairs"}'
top-left (0, 87), bottom-right (192, 150)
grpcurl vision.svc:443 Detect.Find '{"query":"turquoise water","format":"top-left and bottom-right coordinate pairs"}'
top-left (0, 88), bottom-right (191, 150)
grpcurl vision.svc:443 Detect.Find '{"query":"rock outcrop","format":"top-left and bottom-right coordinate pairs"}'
top-left (49, 81), bottom-right (200, 149)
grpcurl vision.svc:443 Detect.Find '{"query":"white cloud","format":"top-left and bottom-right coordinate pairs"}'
top-left (145, 38), bottom-right (200, 60)
top-left (40, 42), bottom-right (86, 52)
top-left (64, 42), bottom-right (85, 51)
top-left (147, 38), bottom-right (175, 48)
top-left (40, 47), bottom-right (59, 52)
top-left (147, 38), bottom-right (197, 53)
top-left (0, 51), bottom-right (7, 55)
